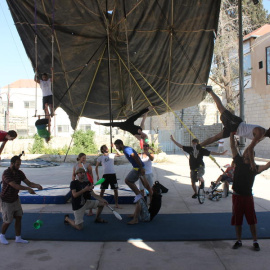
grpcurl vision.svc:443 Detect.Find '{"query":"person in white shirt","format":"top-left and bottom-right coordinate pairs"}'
top-left (217, 139), bottom-right (225, 153)
top-left (139, 143), bottom-right (154, 198)
top-left (95, 145), bottom-right (122, 208)
top-left (200, 86), bottom-right (270, 171)
top-left (34, 72), bottom-right (54, 117)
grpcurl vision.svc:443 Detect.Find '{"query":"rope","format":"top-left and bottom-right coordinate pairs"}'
top-left (56, 38), bottom-right (106, 107)
top-left (154, 0), bottom-right (205, 85)
top-left (104, 1), bottom-right (113, 153)
top-left (114, 48), bottom-right (223, 170)
top-left (51, 0), bottom-right (55, 117)
top-left (63, 46), bottom-right (107, 162)
top-left (34, 0), bottom-right (38, 117)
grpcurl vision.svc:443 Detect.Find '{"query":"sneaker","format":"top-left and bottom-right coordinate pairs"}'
top-left (192, 193), bottom-right (198, 199)
top-left (232, 241), bottom-right (242, 249)
top-left (253, 242), bottom-right (260, 251)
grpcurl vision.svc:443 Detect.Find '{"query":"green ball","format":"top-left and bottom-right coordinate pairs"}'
top-left (145, 139), bottom-right (149, 143)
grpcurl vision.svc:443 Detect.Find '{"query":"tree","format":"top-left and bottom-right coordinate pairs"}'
top-left (71, 130), bottom-right (98, 154)
top-left (209, 0), bottom-right (268, 111)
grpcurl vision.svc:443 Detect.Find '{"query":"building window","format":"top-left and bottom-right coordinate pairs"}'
top-left (2, 101), bottom-right (13, 109)
top-left (79, 124), bottom-right (91, 131)
top-left (24, 101), bottom-right (35, 109)
top-left (58, 125), bottom-right (69, 133)
top-left (244, 53), bottom-right (251, 76)
top-left (266, 47), bottom-right (270, 85)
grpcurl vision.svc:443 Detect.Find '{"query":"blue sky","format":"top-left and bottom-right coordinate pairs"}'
top-left (0, 1), bottom-right (270, 89)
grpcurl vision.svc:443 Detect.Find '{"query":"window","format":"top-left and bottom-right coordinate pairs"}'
top-left (2, 101), bottom-right (13, 109)
top-left (24, 101), bottom-right (35, 109)
top-left (266, 47), bottom-right (270, 85)
top-left (244, 53), bottom-right (251, 76)
top-left (58, 125), bottom-right (69, 133)
top-left (79, 124), bottom-right (91, 131)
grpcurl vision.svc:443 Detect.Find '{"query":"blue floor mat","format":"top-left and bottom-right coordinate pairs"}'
top-left (3, 212), bottom-right (270, 242)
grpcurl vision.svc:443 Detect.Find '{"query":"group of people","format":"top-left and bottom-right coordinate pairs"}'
top-left (1, 85), bottom-right (270, 251)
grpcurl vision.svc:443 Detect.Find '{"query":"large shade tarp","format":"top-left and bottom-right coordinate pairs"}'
top-left (7, 0), bottom-right (221, 129)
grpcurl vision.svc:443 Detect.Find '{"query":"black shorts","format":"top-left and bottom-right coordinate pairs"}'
top-left (43, 95), bottom-right (53, 109)
top-left (35, 118), bottom-right (49, 127)
top-left (100, 174), bottom-right (118, 190)
top-left (220, 110), bottom-right (243, 138)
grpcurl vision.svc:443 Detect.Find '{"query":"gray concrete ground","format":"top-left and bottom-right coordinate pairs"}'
top-left (1, 153), bottom-right (270, 270)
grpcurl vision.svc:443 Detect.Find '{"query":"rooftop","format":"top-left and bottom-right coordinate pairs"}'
top-left (244, 24), bottom-right (270, 41)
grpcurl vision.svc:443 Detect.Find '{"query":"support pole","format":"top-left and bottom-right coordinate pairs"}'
top-left (238, 0), bottom-right (245, 152)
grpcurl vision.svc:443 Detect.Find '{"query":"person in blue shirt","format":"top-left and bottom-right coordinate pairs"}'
top-left (114, 139), bottom-right (152, 203)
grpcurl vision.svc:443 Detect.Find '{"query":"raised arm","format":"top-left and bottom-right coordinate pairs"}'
top-left (34, 72), bottom-right (40, 84)
top-left (257, 161), bottom-right (270, 174)
top-left (230, 132), bottom-right (238, 158)
top-left (170, 135), bottom-right (183, 149)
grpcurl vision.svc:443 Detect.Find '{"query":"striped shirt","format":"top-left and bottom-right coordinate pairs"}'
top-left (1, 167), bottom-right (26, 203)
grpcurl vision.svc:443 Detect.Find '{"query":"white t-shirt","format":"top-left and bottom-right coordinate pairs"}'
top-left (40, 79), bottom-right (53, 97)
top-left (236, 122), bottom-right (265, 140)
top-left (140, 154), bottom-right (152, 174)
top-left (97, 153), bottom-right (116, 174)
top-left (218, 139), bottom-right (224, 146)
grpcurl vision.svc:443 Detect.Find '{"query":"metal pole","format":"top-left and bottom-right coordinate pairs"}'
top-left (238, 0), bottom-right (245, 151)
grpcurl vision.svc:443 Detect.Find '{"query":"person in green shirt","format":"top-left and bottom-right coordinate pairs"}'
top-left (35, 116), bottom-right (51, 143)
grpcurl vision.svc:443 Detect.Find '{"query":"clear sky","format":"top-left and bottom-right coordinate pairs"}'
top-left (0, 1), bottom-right (270, 89)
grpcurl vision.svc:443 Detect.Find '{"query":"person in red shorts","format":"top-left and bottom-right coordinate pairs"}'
top-left (0, 130), bottom-right (17, 159)
top-left (230, 132), bottom-right (270, 251)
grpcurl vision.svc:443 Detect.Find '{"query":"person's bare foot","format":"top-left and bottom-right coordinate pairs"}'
top-left (128, 219), bottom-right (139, 225)
top-left (115, 205), bottom-right (122, 209)
top-left (94, 121), bottom-right (100, 125)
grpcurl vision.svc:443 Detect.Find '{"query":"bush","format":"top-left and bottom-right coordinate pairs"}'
top-left (30, 134), bottom-right (45, 154)
top-left (69, 130), bottom-right (98, 155)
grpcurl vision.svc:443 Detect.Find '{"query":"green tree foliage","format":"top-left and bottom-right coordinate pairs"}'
top-left (70, 130), bottom-right (98, 155)
top-left (29, 130), bottom-right (97, 155)
top-left (30, 134), bottom-right (45, 154)
top-left (210, 0), bottom-right (268, 111)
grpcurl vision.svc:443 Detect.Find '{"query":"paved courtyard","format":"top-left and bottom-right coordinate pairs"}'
top-left (1, 153), bottom-right (270, 270)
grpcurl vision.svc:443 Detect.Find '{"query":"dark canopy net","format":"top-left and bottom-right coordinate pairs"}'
top-left (7, 0), bottom-right (221, 129)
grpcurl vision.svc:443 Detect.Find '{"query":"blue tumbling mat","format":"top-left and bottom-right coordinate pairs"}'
top-left (19, 185), bottom-right (71, 204)
top-left (3, 212), bottom-right (270, 242)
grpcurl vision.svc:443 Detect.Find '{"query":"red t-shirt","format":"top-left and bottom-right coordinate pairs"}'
top-left (0, 131), bottom-right (8, 142)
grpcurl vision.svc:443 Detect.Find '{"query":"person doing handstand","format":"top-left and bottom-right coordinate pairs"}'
top-left (95, 107), bottom-right (153, 141)
top-left (200, 86), bottom-right (270, 170)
